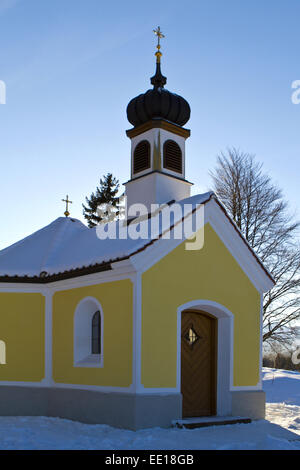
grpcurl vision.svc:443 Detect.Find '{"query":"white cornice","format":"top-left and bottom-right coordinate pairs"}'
top-left (0, 265), bottom-right (137, 293)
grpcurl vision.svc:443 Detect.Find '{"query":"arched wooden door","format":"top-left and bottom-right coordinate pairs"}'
top-left (181, 310), bottom-right (217, 417)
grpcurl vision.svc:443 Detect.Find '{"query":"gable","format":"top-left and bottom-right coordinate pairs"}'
top-left (141, 222), bottom-right (261, 389)
top-left (131, 197), bottom-right (274, 294)
top-left (143, 221), bottom-right (260, 298)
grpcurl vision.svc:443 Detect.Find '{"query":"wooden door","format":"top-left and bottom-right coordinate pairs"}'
top-left (181, 310), bottom-right (217, 417)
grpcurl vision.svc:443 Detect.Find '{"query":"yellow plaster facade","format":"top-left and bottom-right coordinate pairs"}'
top-left (141, 222), bottom-right (261, 389)
top-left (52, 279), bottom-right (133, 387)
top-left (0, 293), bottom-right (45, 382)
top-left (0, 225), bottom-right (261, 391)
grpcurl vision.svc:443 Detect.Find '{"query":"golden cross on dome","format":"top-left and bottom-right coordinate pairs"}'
top-left (62, 195), bottom-right (72, 217)
top-left (153, 26), bottom-right (165, 63)
top-left (153, 26), bottom-right (165, 47)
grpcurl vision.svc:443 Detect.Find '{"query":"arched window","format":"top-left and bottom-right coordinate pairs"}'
top-left (0, 340), bottom-right (6, 365)
top-left (91, 311), bottom-right (101, 354)
top-left (133, 140), bottom-right (150, 174)
top-left (74, 297), bottom-right (103, 367)
top-left (163, 140), bottom-right (182, 174)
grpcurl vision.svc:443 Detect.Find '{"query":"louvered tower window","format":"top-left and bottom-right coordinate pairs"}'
top-left (163, 140), bottom-right (182, 174)
top-left (133, 140), bottom-right (150, 174)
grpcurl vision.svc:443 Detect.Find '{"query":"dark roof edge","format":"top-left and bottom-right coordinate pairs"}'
top-left (0, 262), bottom-right (113, 284)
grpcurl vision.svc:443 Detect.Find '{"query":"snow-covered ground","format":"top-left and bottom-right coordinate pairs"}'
top-left (0, 368), bottom-right (299, 450)
top-left (264, 367), bottom-right (300, 441)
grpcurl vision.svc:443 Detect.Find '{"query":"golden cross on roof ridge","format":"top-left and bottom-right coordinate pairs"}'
top-left (62, 194), bottom-right (72, 217)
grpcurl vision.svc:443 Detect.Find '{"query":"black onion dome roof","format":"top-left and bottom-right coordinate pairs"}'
top-left (127, 62), bottom-right (191, 128)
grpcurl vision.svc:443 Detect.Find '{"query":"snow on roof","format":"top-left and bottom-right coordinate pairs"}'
top-left (0, 191), bottom-right (274, 285)
top-left (0, 192), bottom-right (213, 279)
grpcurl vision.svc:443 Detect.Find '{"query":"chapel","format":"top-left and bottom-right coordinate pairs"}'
top-left (0, 29), bottom-right (274, 429)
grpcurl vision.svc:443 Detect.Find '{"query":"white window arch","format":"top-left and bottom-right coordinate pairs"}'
top-left (73, 297), bottom-right (103, 368)
top-left (0, 340), bottom-right (6, 365)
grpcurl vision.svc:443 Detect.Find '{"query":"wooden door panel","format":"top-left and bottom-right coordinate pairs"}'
top-left (181, 311), bottom-right (217, 417)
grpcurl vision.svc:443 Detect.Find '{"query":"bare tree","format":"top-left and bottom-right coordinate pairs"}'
top-left (210, 148), bottom-right (300, 347)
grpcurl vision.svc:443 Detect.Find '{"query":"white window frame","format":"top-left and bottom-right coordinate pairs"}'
top-left (0, 340), bottom-right (6, 364)
top-left (73, 297), bottom-right (104, 368)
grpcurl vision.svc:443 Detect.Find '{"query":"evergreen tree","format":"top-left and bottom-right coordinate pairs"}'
top-left (82, 173), bottom-right (120, 228)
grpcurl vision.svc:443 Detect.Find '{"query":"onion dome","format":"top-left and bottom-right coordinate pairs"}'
top-left (126, 28), bottom-right (191, 128)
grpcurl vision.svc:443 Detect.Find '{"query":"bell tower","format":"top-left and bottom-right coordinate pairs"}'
top-left (124, 27), bottom-right (192, 212)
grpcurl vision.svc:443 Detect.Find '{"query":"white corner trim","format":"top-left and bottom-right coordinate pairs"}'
top-left (132, 272), bottom-right (142, 393)
top-left (42, 289), bottom-right (54, 386)
top-left (0, 339), bottom-right (6, 365)
top-left (258, 293), bottom-right (264, 389)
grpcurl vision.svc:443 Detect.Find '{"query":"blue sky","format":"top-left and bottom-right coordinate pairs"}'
top-left (0, 0), bottom-right (300, 249)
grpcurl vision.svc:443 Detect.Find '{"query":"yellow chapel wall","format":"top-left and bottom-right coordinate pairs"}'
top-left (141, 222), bottom-right (261, 389)
top-left (0, 292), bottom-right (45, 381)
top-left (52, 279), bottom-right (133, 387)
